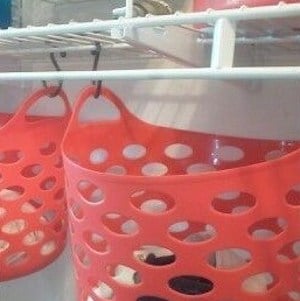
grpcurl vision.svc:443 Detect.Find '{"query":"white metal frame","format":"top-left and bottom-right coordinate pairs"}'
top-left (0, 67), bottom-right (299, 81)
top-left (1, 3), bottom-right (300, 80)
top-left (2, 4), bottom-right (300, 38)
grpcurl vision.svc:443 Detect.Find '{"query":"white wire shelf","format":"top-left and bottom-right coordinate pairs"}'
top-left (1, 3), bottom-right (300, 80)
top-left (0, 22), bottom-right (155, 59)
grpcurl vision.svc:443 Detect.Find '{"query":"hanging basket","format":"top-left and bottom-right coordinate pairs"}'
top-left (0, 87), bottom-right (71, 281)
top-left (63, 86), bottom-right (300, 301)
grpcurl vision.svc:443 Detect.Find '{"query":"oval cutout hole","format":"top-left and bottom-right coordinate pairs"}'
top-left (21, 164), bottom-right (43, 178)
top-left (212, 191), bottom-right (256, 215)
top-left (83, 231), bottom-right (108, 253)
top-left (214, 146), bottom-right (244, 162)
top-left (131, 190), bottom-right (175, 214)
top-left (142, 162), bottom-right (168, 176)
top-left (40, 176), bottom-right (56, 190)
top-left (0, 240), bottom-right (9, 253)
top-left (0, 186), bottom-right (24, 201)
top-left (277, 240), bottom-right (300, 262)
top-left (286, 184), bottom-right (300, 206)
top-left (77, 180), bottom-right (104, 204)
top-left (5, 251), bottom-right (28, 266)
top-left (21, 198), bottom-right (43, 213)
top-left (208, 248), bottom-right (251, 270)
top-left (186, 163), bottom-right (216, 174)
top-left (74, 245), bottom-right (90, 266)
top-left (108, 264), bottom-right (141, 286)
top-left (168, 275), bottom-right (214, 296)
top-left (90, 281), bottom-right (114, 300)
top-left (265, 150), bottom-right (285, 161)
top-left (106, 165), bottom-right (127, 175)
top-left (89, 148), bottom-right (108, 165)
top-left (242, 272), bottom-right (277, 294)
top-left (2, 219), bottom-right (26, 234)
top-left (102, 213), bottom-right (139, 235)
top-left (134, 245), bottom-right (175, 266)
top-left (40, 209), bottom-right (57, 224)
top-left (249, 217), bottom-right (287, 240)
top-left (0, 149), bottom-right (23, 164)
top-left (169, 221), bottom-right (216, 244)
top-left (40, 142), bottom-right (56, 156)
top-left (23, 230), bottom-right (44, 246)
top-left (123, 144), bottom-right (147, 160)
top-left (165, 143), bottom-right (193, 160)
top-left (288, 291), bottom-right (300, 301)
top-left (41, 241), bottom-right (57, 256)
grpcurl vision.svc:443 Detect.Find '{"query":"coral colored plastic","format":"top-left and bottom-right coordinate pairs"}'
top-left (63, 86), bottom-right (300, 301)
top-left (0, 87), bottom-right (71, 281)
top-left (194, 0), bottom-right (300, 10)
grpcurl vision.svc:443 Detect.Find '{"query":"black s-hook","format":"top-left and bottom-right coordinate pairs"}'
top-left (91, 42), bottom-right (102, 99)
top-left (42, 51), bottom-right (66, 98)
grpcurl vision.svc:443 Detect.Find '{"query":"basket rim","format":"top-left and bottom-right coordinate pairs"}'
top-left (62, 85), bottom-right (300, 183)
top-left (62, 142), bottom-right (300, 184)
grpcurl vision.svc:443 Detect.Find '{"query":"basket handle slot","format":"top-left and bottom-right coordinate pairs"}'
top-left (69, 85), bottom-right (131, 128)
top-left (3, 86), bottom-right (71, 128)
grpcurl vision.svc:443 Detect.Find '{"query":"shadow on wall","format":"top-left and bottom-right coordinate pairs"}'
top-left (106, 77), bottom-right (300, 141)
top-left (2, 69), bottom-right (300, 142)
top-left (56, 56), bottom-right (300, 142)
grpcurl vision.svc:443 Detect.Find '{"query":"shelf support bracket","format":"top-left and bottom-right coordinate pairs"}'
top-left (113, 0), bottom-right (134, 18)
top-left (126, 0), bottom-right (134, 18)
top-left (211, 18), bottom-right (236, 69)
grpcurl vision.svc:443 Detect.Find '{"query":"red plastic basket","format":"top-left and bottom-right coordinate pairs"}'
top-left (0, 87), bottom-right (71, 281)
top-left (194, 0), bottom-right (300, 11)
top-left (63, 86), bottom-right (300, 301)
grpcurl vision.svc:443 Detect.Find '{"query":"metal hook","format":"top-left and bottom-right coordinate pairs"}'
top-left (91, 42), bottom-right (102, 98)
top-left (42, 51), bottom-right (66, 98)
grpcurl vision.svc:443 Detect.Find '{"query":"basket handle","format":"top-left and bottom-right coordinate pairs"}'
top-left (6, 86), bottom-right (71, 126)
top-left (69, 85), bottom-right (130, 129)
